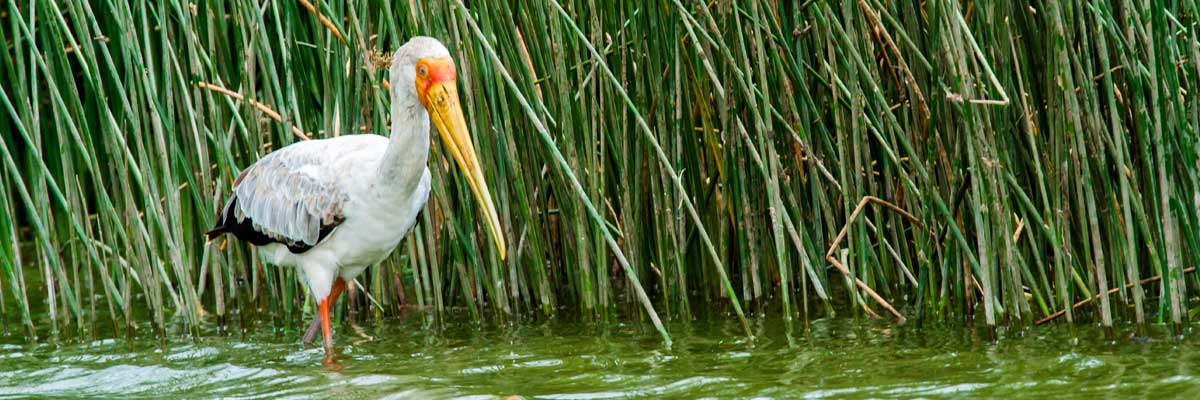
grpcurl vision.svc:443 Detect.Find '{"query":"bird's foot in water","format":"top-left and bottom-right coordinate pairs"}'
top-left (323, 354), bottom-right (344, 371)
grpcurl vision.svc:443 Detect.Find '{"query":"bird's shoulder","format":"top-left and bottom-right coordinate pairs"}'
top-left (255, 135), bottom-right (388, 167)
top-left (238, 134), bottom-right (389, 186)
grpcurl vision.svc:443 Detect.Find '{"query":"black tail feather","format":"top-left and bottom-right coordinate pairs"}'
top-left (206, 196), bottom-right (236, 240)
top-left (205, 225), bottom-right (228, 240)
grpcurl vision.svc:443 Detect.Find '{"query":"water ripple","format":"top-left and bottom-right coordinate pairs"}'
top-left (2, 318), bottom-right (1200, 398)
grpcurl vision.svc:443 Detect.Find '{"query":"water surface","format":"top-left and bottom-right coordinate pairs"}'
top-left (2, 316), bottom-right (1197, 398)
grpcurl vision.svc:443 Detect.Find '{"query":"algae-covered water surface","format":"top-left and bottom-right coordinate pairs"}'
top-left (4, 0), bottom-right (1200, 397)
top-left (2, 316), bottom-right (1197, 398)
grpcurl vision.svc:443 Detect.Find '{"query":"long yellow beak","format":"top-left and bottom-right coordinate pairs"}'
top-left (425, 80), bottom-right (507, 260)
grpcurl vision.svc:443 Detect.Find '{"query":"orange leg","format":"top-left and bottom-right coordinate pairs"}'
top-left (314, 278), bottom-right (347, 369)
top-left (319, 296), bottom-right (336, 367)
top-left (303, 278), bottom-right (347, 344)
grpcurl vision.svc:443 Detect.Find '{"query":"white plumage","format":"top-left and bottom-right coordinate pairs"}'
top-left (207, 37), bottom-right (504, 367)
top-left (230, 134), bottom-right (429, 302)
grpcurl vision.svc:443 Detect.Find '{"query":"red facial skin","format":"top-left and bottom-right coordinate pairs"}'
top-left (415, 58), bottom-right (457, 108)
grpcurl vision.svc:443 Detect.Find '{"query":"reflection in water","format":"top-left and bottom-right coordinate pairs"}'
top-left (0, 316), bottom-right (1197, 398)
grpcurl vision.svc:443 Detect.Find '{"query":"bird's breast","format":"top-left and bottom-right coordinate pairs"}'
top-left (322, 168), bottom-right (432, 272)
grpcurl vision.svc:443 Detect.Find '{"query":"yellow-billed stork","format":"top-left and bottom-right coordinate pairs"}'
top-left (206, 37), bottom-right (506, 367)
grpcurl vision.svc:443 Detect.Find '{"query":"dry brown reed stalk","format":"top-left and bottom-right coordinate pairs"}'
top-left (195, 82), bottom-right (311, 141)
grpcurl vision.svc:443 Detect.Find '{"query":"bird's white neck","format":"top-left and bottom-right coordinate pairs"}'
top-left (377, 86), bottom-right (429, 196)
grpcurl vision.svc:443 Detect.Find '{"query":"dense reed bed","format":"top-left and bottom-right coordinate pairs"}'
top-left (1, 0), bottom-right (1198, 343)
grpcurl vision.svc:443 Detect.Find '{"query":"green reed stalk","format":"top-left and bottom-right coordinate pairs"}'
top-left (1, 0), bottom-right (1198, 343)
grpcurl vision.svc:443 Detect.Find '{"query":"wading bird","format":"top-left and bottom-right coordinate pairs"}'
top-left (206, 37), bottom-right (506, 367)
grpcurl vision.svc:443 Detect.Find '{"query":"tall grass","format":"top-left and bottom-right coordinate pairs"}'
top-left (1, 0), bottom-right (1197, 343)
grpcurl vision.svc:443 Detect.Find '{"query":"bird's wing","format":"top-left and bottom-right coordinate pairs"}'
top-left (210, 135), bottom-right (385, 253)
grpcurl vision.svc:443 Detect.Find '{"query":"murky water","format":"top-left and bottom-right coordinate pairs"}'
top-left (1, 315), bottom-right (1198, 398)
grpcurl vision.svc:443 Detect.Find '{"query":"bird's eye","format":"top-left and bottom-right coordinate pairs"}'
top-left (418, 65), bottom-right (427, 76)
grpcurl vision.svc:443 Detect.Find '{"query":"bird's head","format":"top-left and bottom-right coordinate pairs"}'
top-left (391, 36), bottom-right (506, 260)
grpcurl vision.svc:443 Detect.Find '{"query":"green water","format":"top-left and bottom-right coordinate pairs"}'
top-left (1, 316), bottom-right (1198, 398)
